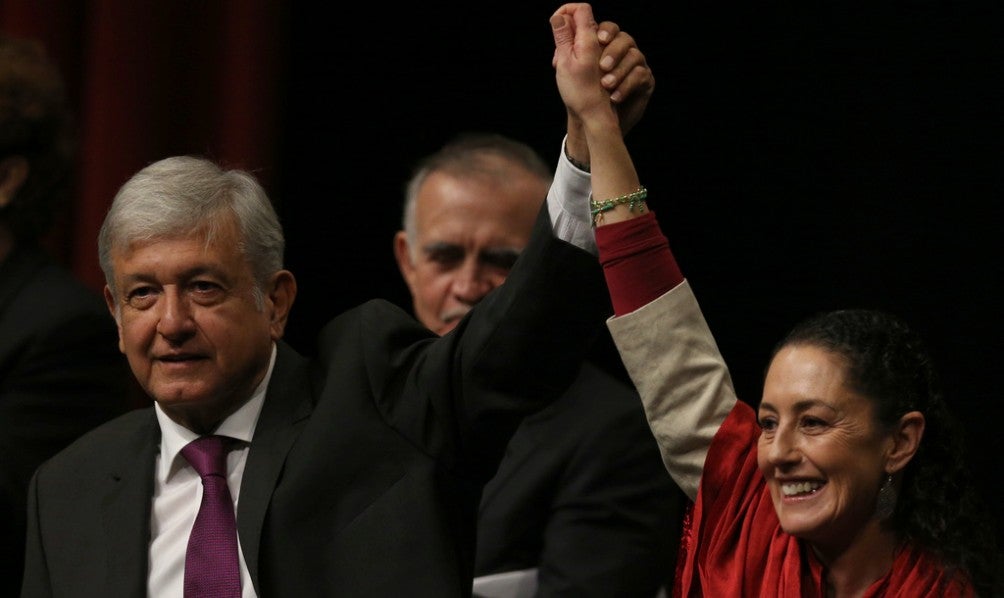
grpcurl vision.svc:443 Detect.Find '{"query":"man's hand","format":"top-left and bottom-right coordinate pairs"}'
top-left (557, 5), bottom-right (654, 168)
top-left (598, 22), bottom-right (653, 137)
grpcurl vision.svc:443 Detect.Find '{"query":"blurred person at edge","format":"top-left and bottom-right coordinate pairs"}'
top-left (0, 33), bottom-right (131, 597)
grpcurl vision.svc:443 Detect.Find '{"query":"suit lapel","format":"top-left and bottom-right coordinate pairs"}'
top-left (101, 412), bottom-right (159, 596)
top-left (237, 341), bottom-right (314, 594)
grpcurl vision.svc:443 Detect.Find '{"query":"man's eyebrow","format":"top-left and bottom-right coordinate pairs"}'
top-left (478, 247), bottom-right (522, 262)
top-left (480, 246), bottom-right (522, 256)
top-left (118, 265), bottom-right (227, 285)
top-left (421, 241), bottom-right (462, 253)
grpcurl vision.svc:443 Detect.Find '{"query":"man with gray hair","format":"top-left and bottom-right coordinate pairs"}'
top-left (22, 11), bottom-right (677, 596)
top-left (395, 132), bottom-right (682, 596)
top-left (21, 150), bottom-right (611, 597)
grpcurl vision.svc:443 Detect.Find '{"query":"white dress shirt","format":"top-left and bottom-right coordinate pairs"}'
top-left (147, 344), bottom-right (276, 598)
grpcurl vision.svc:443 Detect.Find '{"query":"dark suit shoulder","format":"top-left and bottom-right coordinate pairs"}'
top-left (36, 407), bottom-right (155, 479)
top-left (314, 299), bottom-right (436, 394)
top-left (525, 361), bottom-right (647, 437)
top-left (486, 362), bottom-right (655, 485)
top-left (316, 299), bottom-right (431, 352)
top-left (0, 249), bottom-right (119, 368)
top-left (324, 298), bottom-right (411, 323)
top-left (0, 248), bottom-right (109, 325)
top-left (475, 360), bottom-right (683, 593)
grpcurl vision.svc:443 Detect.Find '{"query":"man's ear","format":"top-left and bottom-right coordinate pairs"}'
top-left (266, 270), bottom-right (297, 341)
top-left (885, 411), bottom-right (925, 474)
top-left (0, 156), bottom-right (29, 208)
top-left (394, 231), bottom-right (417, 286)
top-left (103, 285), bottom-right (126, 354)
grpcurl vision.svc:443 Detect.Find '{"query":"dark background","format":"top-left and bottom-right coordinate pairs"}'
top-left (279, 2), bottom-right (1002, 543)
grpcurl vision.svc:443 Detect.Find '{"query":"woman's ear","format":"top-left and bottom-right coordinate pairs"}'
top-left (885, 411), bottom-right (925, 474)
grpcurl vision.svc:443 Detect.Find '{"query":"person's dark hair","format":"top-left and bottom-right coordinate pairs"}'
top-left (772, 309), bottom-right (1001, 595)
top-left (0, 34), bottom-right (74, 242)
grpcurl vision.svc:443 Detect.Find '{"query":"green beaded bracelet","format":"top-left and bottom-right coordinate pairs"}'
top-left (589, 187), bottom-right (647, 226)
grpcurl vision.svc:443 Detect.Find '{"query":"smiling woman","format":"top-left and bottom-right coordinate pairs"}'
top-left (602, 230), bottom-right (1002, 596)
top-left (545, 2), bottom-right (1002, 594)
top-left (592, 145), bottom-right (1002, 598)
top-left (756, 339), bottom-right (924, 554)
top-left (542, 2), bottom-right (1003, 589)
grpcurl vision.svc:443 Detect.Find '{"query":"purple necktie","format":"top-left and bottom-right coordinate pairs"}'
top-left (181, 435), bottom-right (241, 598)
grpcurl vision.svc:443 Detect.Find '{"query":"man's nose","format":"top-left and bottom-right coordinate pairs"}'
top-left (452, 259), bottom-right (498, 304)
top-left (156, 289), bottom-right (196, 340)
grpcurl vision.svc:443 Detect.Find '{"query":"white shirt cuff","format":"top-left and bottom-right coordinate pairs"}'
top-left (546, 135), bottom-right (595, 255)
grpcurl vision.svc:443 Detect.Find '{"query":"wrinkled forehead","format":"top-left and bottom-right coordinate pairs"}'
top-left (114, 209), bottom-right (241, 253)
top-left (414, 172), bottom-right (543, 242)
top-left (415, 212), bottom-right (531, 260)
top-left (109, 215), bottom-right (248, 274)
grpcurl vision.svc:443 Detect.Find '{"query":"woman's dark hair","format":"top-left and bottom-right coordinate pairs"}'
top-left (0, 34), bottom-right (74, 242)
top-left (772, 309), bottom-right (1001, 595)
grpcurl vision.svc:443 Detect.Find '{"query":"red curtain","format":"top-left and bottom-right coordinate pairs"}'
top-left (0, 0), bottom-right (284, 293)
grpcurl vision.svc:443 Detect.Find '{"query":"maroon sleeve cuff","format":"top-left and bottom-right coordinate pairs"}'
top-left (595, 211), bottom-right (684, 315)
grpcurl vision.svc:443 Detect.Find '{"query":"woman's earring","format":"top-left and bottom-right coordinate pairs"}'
top-left (875, 473), bottom-right (897, 520)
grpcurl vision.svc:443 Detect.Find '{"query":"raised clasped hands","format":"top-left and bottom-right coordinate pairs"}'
top-left (554, 3), bottom-right (654, 164)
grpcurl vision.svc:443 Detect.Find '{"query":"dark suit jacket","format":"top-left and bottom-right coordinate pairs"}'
top-left (474, 354), bottom-right (684, 597)
top-left (0, 246), bottom-right (131, 598)
top-left (21, 211), bottom-right (610, 597)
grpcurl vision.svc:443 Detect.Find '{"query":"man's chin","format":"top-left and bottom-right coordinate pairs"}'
top-left (152, 391), bottom-right (208, 410)
top-left (436, 321), bottom-right (460, 336)
top-left (435, 309), bottom-right (471, 336)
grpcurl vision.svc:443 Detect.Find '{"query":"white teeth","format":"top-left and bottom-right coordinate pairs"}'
top-left (781, 481), bottom-right (822, 496)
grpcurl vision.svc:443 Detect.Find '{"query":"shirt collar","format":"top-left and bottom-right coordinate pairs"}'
top-left (156, 343), bottom-right (277, 479)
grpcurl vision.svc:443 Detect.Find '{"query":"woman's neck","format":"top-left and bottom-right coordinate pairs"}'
top-left (812, 521), bottom-right (900, 598)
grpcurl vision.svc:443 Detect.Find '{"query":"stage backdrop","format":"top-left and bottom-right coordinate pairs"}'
top-left (3, 0), bottom-right (1001, 546)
